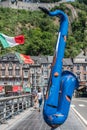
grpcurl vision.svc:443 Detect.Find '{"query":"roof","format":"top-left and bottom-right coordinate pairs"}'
top-left (47, 56), bottom-right (53, 63)
top-left (0, 52), bottom-right (86, 65)
top-left (73, 51), bottom-right (87, 63)
top-left (0, 52), bottom-right (19, 62)
top-left (63, 58), bottom-right (73, 66)
top-left (31, 56), bottom-right (48, 64)
top-left (76, 51), bottom-right (87, 58)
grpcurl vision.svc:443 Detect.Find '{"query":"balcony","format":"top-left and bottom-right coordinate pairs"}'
top-left (23, 75), bottom-right (28, 78)
top-left (15, 67), bottom-right (20, 70)
top-left (1, 76), bottom-right (5, 78)
top-left (8, 67), bottom-right (13, 70)
top-left (9, 75), bottom-right (14, 78)
top-left (1, 67), bottom-right (6, 70)
top-left (15, 75), bottom-right (21, 78)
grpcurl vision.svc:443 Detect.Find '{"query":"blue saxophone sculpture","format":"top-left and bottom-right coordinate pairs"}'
top-left (39, 7), bottom-right (79, 128)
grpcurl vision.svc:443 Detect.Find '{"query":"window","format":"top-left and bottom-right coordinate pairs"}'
top-left (38, 68), bottom-right (41, 73)
top-left (77, 74), bottom-right (80, 81)
top-left (15, 64), bottom-right (20, 69)
top-left (3, 56), bottom-right (7, 61)
top-left (30, 68), bottom-right (34, 73)
top-left (1, 63), bottom-right (6, 69)
top-left (8, 63), bottom-right (13, 70)
top-left (83, 66), bottom-right (86, 71)
top-left (85, 58), bottom-right (87, 62)
top-left (15, 70), bottom-right (20, 76)
top-left (8, 79), bottom-right (13, 85)
top-left (2, 70), bottom-right (5, 76)
top-left (14, 79), bottom-right (20, 85)
top-left (9, 70), bottom-right (13, 76)
top-left (0, 79), bottom-right (3, 84)
top-left (84, 74), bottom-right (86, 80)
top-left (24, 71), bottom-right (28, 77)
top-left (9, 63), bottom-right (12, 67)
top-left (77, 64), bottom-right (80, 70)
top-left (14, 56), bottom-right (18, 61)
top-left (44, 70), bottom-right (48, 76)
top-left (14, 78), bottom-right (21, 85)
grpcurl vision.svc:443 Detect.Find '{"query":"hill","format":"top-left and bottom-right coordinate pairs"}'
top-left (0, 1), bottom-right (87, 57)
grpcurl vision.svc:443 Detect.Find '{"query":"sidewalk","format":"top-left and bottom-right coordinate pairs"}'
top-left (0, 108), bottom-right (33, 130)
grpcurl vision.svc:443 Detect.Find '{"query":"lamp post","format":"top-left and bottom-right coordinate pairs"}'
top-left (41, 75), bottom-right (45, 95)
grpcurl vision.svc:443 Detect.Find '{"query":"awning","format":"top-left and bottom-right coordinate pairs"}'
top-left (78, 86), bottom-right (86, 90)
top-left (12, 86), bottom-right (22, 92)
top-left (0, 86), bottom-right (4, 92)
top-left (23, 87), bottom-right (31, 93)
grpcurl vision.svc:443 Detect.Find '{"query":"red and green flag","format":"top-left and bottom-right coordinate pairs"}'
top-left (0, 33), bottom-right (24, 48)
top-left (15, 52), bottom-right (34, 64)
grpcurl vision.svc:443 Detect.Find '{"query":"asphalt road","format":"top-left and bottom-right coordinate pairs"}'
top-left (71, 97), bottom-right (87, 126)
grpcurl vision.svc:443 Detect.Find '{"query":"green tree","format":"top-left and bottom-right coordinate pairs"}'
top-left (77, 0), bottom-right (87, 4)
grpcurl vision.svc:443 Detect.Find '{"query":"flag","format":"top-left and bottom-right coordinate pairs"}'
top-left (15, 52), bottom-right (34, 64)
top-left (0, 33), bottom-right (24, 48)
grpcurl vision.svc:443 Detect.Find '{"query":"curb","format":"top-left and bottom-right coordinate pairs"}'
top-left (71, 106), bottom-right (87, 126)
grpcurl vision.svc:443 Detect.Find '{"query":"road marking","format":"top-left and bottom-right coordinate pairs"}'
top-left (79, 104), bottom-right (85, 107)
top-left (71, 107), bottom-right (87, 126)
top-left (71, 104), bottom-right (75, 108)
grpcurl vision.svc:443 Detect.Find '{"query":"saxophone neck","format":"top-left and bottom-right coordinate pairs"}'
top-left (39, 7), bottom-right (69, 36)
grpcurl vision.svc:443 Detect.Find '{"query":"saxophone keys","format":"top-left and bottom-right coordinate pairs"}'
top-left (54, 72), bottom-right (59, 77)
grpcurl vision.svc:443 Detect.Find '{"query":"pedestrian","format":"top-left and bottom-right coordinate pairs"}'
top-left (32, 87), bottom-right (38, 108)
top-left (37, 87), bottom-right (43, 112)
top-left (33, 94), bottom-right (38, 109)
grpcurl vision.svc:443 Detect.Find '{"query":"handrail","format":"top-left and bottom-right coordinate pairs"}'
top-left (0, 94), bottom-right (32, 124)
top-left (0, 94), bottom-right (32, 102)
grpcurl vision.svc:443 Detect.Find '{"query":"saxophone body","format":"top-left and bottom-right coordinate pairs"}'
top-left (39, 7), bottom-right (79, 128)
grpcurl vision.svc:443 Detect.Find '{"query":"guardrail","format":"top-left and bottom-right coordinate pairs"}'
top-left (0, 94), bottom-right (33, 124)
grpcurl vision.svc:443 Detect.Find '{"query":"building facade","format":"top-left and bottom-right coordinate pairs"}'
top-left (0, 52), bottom-right (87, 96)
top-left (73, 51), bottom-right (87, 96)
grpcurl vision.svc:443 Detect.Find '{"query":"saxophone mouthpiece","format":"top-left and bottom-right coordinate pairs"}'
top-left (38, 7), bottom-right (49, 15)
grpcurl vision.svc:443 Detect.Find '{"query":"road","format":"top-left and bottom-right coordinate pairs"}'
top-left (7, 108), bottom-right (87, 130)
top-left (0, 97), bottom-right (87, 130)
top-left (71, 97), bottom-right (87, 126)
top-left (0, 98), bottom-right (86, 130)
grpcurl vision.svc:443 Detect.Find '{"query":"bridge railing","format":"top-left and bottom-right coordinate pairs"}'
top-left (0, 94), bottom-right (33, 124)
